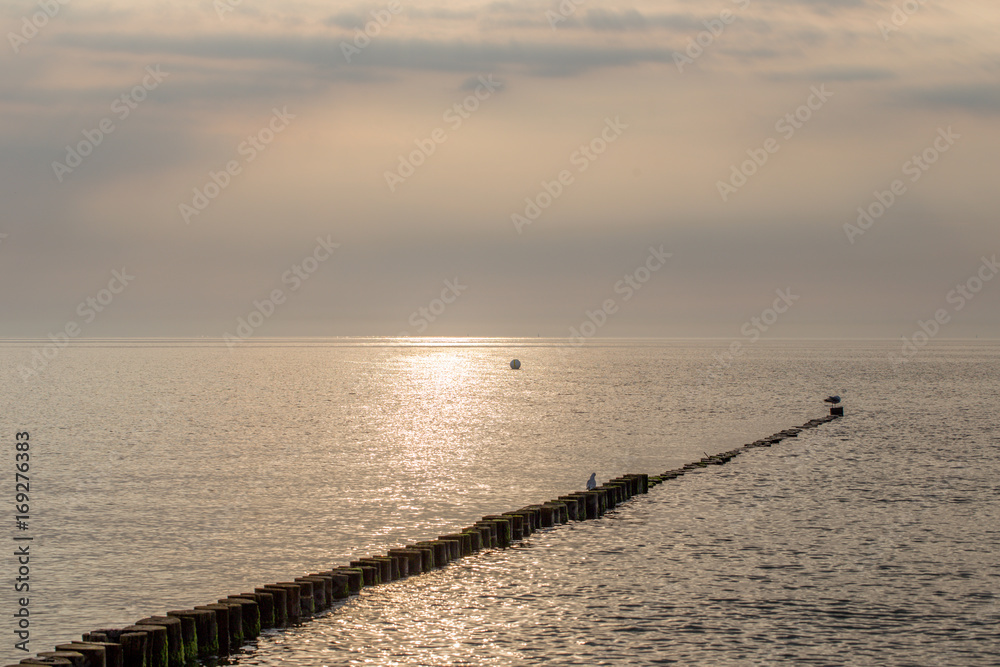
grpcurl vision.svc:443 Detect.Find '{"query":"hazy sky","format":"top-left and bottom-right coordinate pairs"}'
top-left (1, 0), bottom-right (998, 338)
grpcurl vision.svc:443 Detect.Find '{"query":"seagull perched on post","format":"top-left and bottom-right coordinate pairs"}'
top-left (824, 395), bottom-right (841, 404)
top-left (586, 473), bottom-right (597, 490)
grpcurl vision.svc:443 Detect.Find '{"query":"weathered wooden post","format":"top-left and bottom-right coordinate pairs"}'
top-left (516, 507), bottom-right (539, 532)
top-left (166, 609), bottom-right (216, 658)
top-left (54, 643), bottom-right (105, 667)
top-left (76, 638), bottom-right (123, 667)
top-left (565, 495), bottom-right (584, 518)
top-left (437, 538), bottom-right (462, 560)
top-left (581, 491), bottom-right (601, 519)
top-left (448, 532), bottom-right (475, 555)
top-left (267, 582), bottom-right (303, 620)
top-left (608, 479), bottom-right (630, 500)
top-left (258, 586), bottom-right (288, 626)
top-left (458, 529), bottom-right (481, 551)
top-left (348, 564), bottom-right (379, 585)
top-left (329, 568), bottom-right (364, 593)
top-left (371, 556), bottom-right (399, 581)
top-left (389, 549), bottom-right (424, 574)
top-left (93, 630), bottom-right (145, 667)
top-left (405, 545), bottom-right (435, 570)
top-left (284, 579), bottom-right (314, 615)
top-left (294, 578), bottom-right (325, 611)
top-left (240, 591), bottom-right (275, 629)
top-left (384, 551), bottom-right (409, 577)
top-left (194, 605), bottom-right (230, 655)
top-left (484, 516), bottom-right (511, 547)
top-left (214, 601), bottom-right (244, 649)
top-left (135, 617), bottom-right (184, 667)
top-left (531, 504), bottom-right (554, 527)
top-left (121, 624), bottom-right (166, 667)
top-left (505, 510), bottom-right (533, 535)
top-left (310, 571), bottom-right (350, 600)
top-left (468, 524), bottom-right (492, 548)
top-left (543, 501), bottom-right (568, 523)
top-left (224, 597), bottom-right (261, 638)
top-left (471, 523), bottom-right (495, 549)
top-left (356, 558), bottom-right (390, 583)
top-left (414, 541), bottom-right (448, 567)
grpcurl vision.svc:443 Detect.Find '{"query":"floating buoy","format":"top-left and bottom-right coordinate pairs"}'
top-left (510, 359), bottom-right (521, 370)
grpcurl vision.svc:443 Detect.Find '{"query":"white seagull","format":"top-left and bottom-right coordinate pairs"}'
top-left (824, 395), bottom-right (841, 404)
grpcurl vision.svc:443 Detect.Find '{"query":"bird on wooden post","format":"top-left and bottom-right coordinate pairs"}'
top-left (586, 473), bottom-right (597, 490)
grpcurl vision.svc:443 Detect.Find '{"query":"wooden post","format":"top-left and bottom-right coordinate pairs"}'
top-left (224, 597), bottom-right (261, 639)
top-left (54, 643), bottom-right (105, 667)
top-left (533, 504), bottom-right (554, 527)
top-left (305, 575), bottom-right (335, 607)
top-left (436, 538), bottom-right (461, 561)
top-left (441, 532), bottom-right (473, 556)
top-left (354, 558), bottom-right (389, 582)
top-left (543, 502), bottom-right (568, 523)
top-left (241, 591), bottom-right (275, 629)
top-left (483, 517), bottom-right (511, 547)
top-left (135, 617), bottom-right (183, 667)
top-left (210, 601), bottom-right (244, 649)
top-left (266, 582), bottom-right (303, 620)
top-left (285, 579), bottom-right (314, 615)
top-left (461, 529), bottom-right (482, 551)
top-left (389, 549), bottom-right (424, 574)
top-left (499, 514), bottom-right (525, 540)
top-left (558, 495), bottom-right (585, 520)
top-left (194, 605), bottom-right (230, 655)
top-left (258, 587), bottom-right (288, 626)
top-left (121, 625), bottom-right (166, 667)
top-left (91, 631), bottom-right (144, 667)
top-left (348, 564), bottom-right (379, 585)
top-left (309, 572), bottom-right (350, 600)
top-left (505, 510), bottom-right (534, 535)
top-left (369, 556), bottom-right (398, 581)
top-left (76, 639), bottom-right (123, 667)
top-left (166, 609), bottom-right (216, 658)
top-left (94, 630), bottom-right (148, 667)
top-left (293, 578), bottom-right (324, 611)
top-left (330, 568), bottom-right (365, 592)
top-left (413, 542), bottom-right (447, 567)
top-left (516, 507), bottom-right (540, 531)
top-left (469, 524), bottom-right (493, 548)
top-left (608, 479), bottom-right (631, 499)
top-left (383, 552), bottom-right (409, 578)
top-left (581, 491), bottom-right (601, 519)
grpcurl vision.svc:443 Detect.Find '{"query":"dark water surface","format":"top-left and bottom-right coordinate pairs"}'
top-left (1, 339), bottom-right (997, 665)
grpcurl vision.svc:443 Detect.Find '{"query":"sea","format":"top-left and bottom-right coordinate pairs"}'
top-left (0, 338), bottom-right (997, 666)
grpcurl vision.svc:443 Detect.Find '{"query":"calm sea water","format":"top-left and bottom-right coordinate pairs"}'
top-left (1, 338), bottom-right (997, 665)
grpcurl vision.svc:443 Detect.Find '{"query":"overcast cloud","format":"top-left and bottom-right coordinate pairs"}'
top-left (1, 0), bottom-right (997, 338)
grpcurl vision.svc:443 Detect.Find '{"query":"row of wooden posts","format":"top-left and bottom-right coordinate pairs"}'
top-left (12, 413), bottom-right (840, 667)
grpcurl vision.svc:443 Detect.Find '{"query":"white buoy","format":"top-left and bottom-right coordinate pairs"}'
top-left (510, 359), bottom-right (521, 370)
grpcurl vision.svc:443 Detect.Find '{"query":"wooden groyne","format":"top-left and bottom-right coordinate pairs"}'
top-left (11, 413), bottom-right (840, 667)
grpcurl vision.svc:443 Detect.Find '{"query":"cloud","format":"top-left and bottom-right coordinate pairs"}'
top-left (582, 9), bottom-right (649, 32)
top-left (764, 66), bottom-right (896, 82)
top-left (54, 32), bottom-right (676, 78)
top-left (892, 83), bottom-right (1000, 115)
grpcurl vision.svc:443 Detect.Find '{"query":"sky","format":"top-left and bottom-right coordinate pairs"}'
top-left (1, 0), bottom-right (998, 339)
